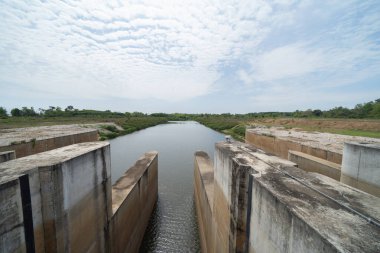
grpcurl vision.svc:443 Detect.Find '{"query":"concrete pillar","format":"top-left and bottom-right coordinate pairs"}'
top-left (341, 142), bottom-right (380, 197)
top-left (0, 150), bottom-right (16, 163)
top-left (213, 142), bottom-right (254, 253)
top-left (0, 142), bottom-right (111, 253)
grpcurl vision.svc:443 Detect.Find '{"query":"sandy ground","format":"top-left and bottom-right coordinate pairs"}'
top-left (247, 126), bottom-right (380, 154)
top-left (0, 123), bottom-right (122, 146)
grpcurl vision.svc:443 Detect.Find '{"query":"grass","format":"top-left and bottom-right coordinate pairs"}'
top-left (0, 116), bottom-right (114, 129)
top-left (1, 116), bottom-right (379, 140)
top-left (99, 117), bottom-right (169, 140)
top-left (308, 128), bottom-right (380, 138)
top-left (195, 117), bottom-right (247, 140)
top-left (196, 116), bottom-right (380, 139)
top-left (1, 116), bottom-right (169, 140)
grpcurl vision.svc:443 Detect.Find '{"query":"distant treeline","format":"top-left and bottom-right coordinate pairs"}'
top-left (0, 98), bottom-right (379, 119)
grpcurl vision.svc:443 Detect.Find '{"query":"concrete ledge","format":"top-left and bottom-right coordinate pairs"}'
top-left (288, 150), bottom-right (341, 180)
top-left (0, 142), bottom-right (111, 253)
top-left (110, 151), bottom-right (158, 253)
top-left (209, 141), bottom-right (380, 253)
top-left (0, 150), bottom-right (15, 163)
top-left (245, 130), bottom-right (343, 164)
top-left (194, 151), bottom-right (215, 253)
top-left (0, 127), bottom-right (98, 158)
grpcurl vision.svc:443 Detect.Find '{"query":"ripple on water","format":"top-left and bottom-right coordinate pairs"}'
top-left (109, 122), bottom-right (224, 253)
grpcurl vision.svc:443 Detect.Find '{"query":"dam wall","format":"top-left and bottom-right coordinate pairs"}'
top-left (0, 130), bottom-right (98, 158)
top-left (0, 142), bottom-right (159, 253)
top-left (0, 150), bottom-right (15, 163)
top-left (194, 141), bottom-right (380, 253)
top-left (288, 150), bottom-right (341, 180)
top-left (246, 128), bottom-right (380, 196)
top-left (341, 142), bottom-right (380, 197)
top-left (245, 129), bottom-right (342, 164)
top-left (0, 142), bottom-right (112, 253)
top-left (194, 151), bottom-right (215, 253)
top-left (110, 151), bottom-right (158, 253)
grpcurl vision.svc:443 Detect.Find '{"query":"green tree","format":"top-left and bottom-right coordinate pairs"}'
top-left (312, 109), bottom-right (323, 117)
top-left (21, 107), bottom-right (37, 117)
top-left (65, 105), bottom-right (74, 112)
top-left (0, 107), bottom-right (8, 118)
top-left (11, 108), bottom-right (22, 116)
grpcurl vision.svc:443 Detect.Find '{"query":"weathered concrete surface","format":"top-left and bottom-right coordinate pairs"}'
top-left (194, 151), bottom-right (215, 253)
top-left (216, 141), bottom-right (380, 253)
top-left (110, 151), bottom-right (158, 253)
top-left (213, 142), bottom-right (294, 252)
top-left (0, 125), bottom-right (99, 158)
top-left (213, 142), bottom-right (260, 252)
top-left (0, 150), bottom-right (16, 163)
top-left (0, 178), bottom-right (26, 253)
top-left (246, 127), bottom-right (380, 164)
top-left (341, 142), bottom-right (380, 197)
top-left (195, 141), bottom-right (380, 253)
top-left (289, 150), bottom-right (341, 180)
top-left (0, 142), bottom-right (111, 253)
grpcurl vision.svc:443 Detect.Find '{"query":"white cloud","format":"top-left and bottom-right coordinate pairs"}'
top-left (237, 1), bottom-right (380, 91)
top-left (0, 0), bottom-right (379, 112)
top-left (0, 0), bottom-right (276, 101)
top-left (252, 43), bottom-right (325, 81)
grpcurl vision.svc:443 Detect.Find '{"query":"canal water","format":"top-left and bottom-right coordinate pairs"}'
top-left (109, 121), bottom-right (225, 252)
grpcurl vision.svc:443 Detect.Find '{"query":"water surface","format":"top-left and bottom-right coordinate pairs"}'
top-left (109, 121), bottom-right (225, 252)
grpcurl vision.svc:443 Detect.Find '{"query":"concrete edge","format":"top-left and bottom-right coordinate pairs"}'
top-left (111, 151), bottom-right (158, 215)
top-left (194, 151), bottom-right (214, 210)
top-left (0, 142), bottom-right (110, 185)
top-left (288, 150), bottom-right (341, 170)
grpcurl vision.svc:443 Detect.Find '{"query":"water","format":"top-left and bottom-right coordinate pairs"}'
top-left (109, 121), bottom-right (225, 252)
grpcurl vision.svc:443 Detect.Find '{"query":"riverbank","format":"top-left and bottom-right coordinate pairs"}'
top-left (2, 115), bottom-right (379, 141)
top-left (196, 117), bottom-right (380, 140)
top-left (0, 116), bottom-right (169, 140)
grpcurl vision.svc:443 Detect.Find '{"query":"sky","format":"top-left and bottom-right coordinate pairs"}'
top-left (0, 0), bottom-right (379, 113)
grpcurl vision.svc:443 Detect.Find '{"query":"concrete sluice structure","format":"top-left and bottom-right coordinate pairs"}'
top-left (245, 127), bottom-right (380, 197)
top-left (0, 125), bottom-right (99, 159)
top-left (0, 151), bottom-right (16, 163)
top-left (194, 141), bottom-right (380, 253)
top-left (0, 142), bottom-right (158, 253)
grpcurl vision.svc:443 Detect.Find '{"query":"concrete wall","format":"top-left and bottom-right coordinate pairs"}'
top-left (213, 143), bottom-right (258, 252)
top-left (245, 131), bottom-right (342, 164)
top-left (341, 142), bottom-right (380, 197)
top-left (0, 178), bottom-right (27, 253)
top-left (194, 151), bottom-right (215, 253)
top-left (110, 151), bottom-right (158, 253)
top-left (195, 141), bottom-right (380, 253)
top-left (288, 150), bottom-right (341, 180)
top-left (0, 142), bottom-right (112, 253)
top-left (0, 130), bottom-right (98, 158)
top-left (0, 150), bottom-right (16, 163)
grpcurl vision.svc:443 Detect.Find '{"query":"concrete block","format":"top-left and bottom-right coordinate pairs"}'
top-left (245, 132), bottom-right (277, 155)
top-left (245, 129), bottom-right (347, 164)
top-left (341, 142), bottom-right (380, 197)
top-left (0, 179), bottom-right (26, 253)
top-left (214, 142), bottom-right (259, 252)
top-left (194, 151), bottom-right (215, 253)
top-left (0, 150), bottom-right (16, 163)
top-left (110, 151), bottom-right (158, 253)
top-left (0, 127), bottom-right (98, 158)
top-left (213, 141), bottom-right (380, 253)
top-left (288, 150), bottom-right (341, 180)
top-left (0, 142), bottom-right (111, 253)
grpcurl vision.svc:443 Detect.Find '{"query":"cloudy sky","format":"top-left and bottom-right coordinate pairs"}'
top-left (1, 0), bottom-right (379, 113)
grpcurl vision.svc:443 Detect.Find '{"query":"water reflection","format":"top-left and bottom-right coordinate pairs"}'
top-left (109, 121), bottom-right (225, 252)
